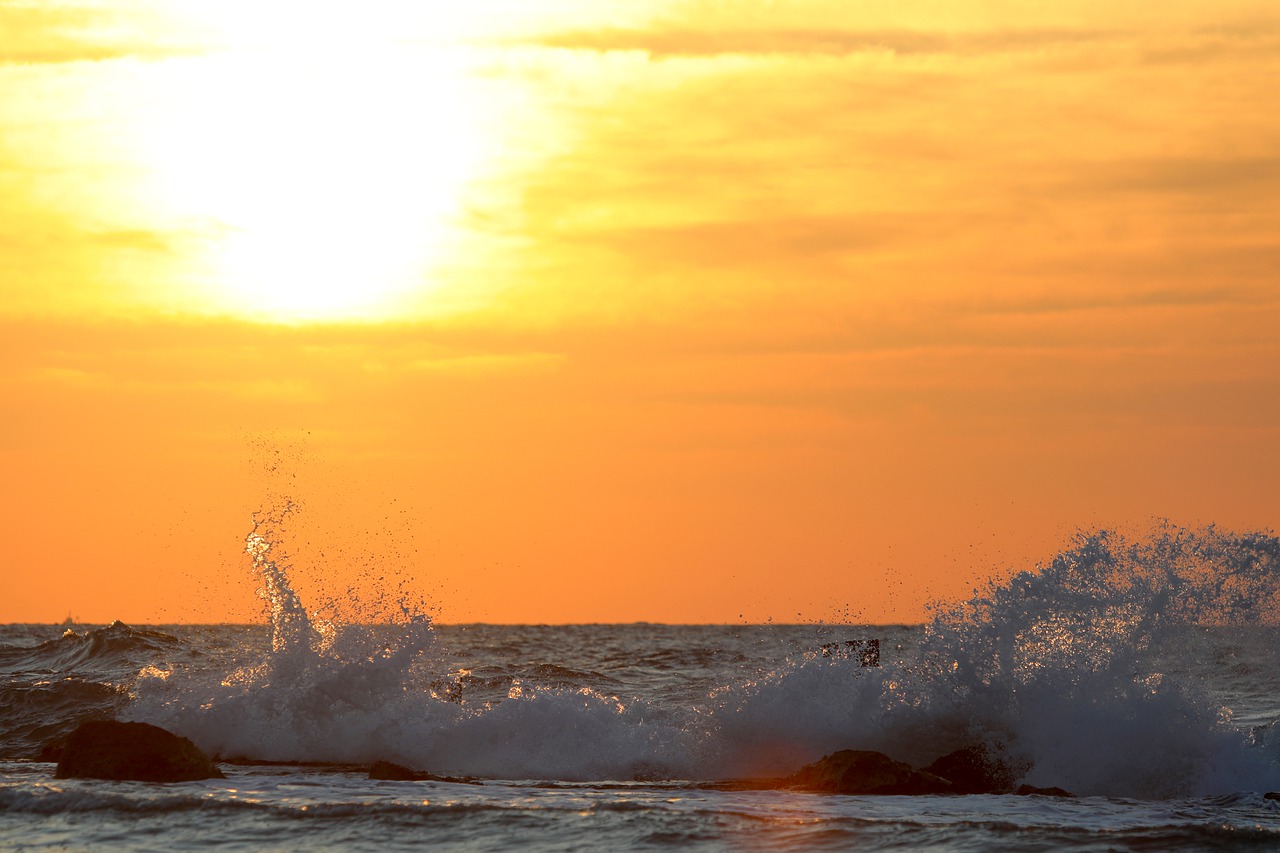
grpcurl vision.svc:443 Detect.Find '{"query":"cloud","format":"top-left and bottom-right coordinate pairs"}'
top-left (519, 26), bottom-right (1118, 59)
top-left (563, 214), bottom-right (913, 268)
top-left (0, 1), bottom-right (197, 65)
top-left (0, 318), bottom-right (569, 396)
top-left (89, 229), bottom-right (177, 252)
top-left (405, 352), bottom-right (566, 376)
top-left (1098, 157), bottom-right (1280, 196)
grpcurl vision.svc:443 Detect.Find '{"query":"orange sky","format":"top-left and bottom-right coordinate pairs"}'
top-left (2, 1), bottom-right (1278, 624)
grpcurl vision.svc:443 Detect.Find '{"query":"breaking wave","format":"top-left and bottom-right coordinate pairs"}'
top-left (703, 524), bottom-right (1280, 795)
top-left (109, 513), bottom-right (1280, 796)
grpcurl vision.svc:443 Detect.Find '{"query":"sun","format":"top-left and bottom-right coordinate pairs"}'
top-left (136, 26), bottom-right (497, 321)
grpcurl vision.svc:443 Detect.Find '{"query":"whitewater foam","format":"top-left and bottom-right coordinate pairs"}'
top-left (119, 515), bottom-right (1280, 797)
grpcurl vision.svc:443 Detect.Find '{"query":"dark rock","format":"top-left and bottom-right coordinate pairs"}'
top-left (1264, 792), bottom-right (1280, 801)
top-left (1016, 784), bottom-right (1076, 798)
top-left (369, 760), bottom-right (432, 781)
top-left (923, 744), bottom-right (1028, 794)
top-left (55, 720), bottom-right (223, 782)
top-left (368, 760), bottom-right (480, 785)
top-left (786, 750), bottom-right (952, 795)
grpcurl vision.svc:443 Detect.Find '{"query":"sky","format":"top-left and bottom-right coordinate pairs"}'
top-left (1, 0), bottom-right (1278, 624)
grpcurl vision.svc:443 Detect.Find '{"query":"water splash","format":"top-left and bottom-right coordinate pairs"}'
top-left (129, 518), bottom-right (1280, 795)
top-left (910, 523), bottom-right (1280, 796)
top-left (244, 504), bottom-right (310, 658)
top-left (134, 501), bottom-right (447, 762)
top-left (707, 523), bottom-right (1280, 795)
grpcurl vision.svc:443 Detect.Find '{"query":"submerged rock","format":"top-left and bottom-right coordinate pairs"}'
top-left (369, 760), bottom-right (432, 781)
top-left (727, 747), bottom-right (1077, 798)
top-left (1016, 784), bottom-right (1076, 798)
top-left (923, 744), bottom-right (1028, 795)
top-left (55, 720), bottom-right (223, 782)
top-left (368, 760), bottom-right (479, 785)
top-left (785, 750), bottom-right (952, 795)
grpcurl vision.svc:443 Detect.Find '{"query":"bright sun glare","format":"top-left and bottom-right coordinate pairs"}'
top-left (137, 9), bottom-right (499, 322)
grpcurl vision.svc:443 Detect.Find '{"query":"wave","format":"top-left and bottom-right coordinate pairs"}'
top-left (0, 679), bottom-right (125, 758)
top-left (0, 622), bottom-right (183, 682)
top-left (4, 781), bottom-right (1280, 853)
top-left (118, 514), bottom-right (1280, 796)
top-left (0, 621), bottom-right (191, 757)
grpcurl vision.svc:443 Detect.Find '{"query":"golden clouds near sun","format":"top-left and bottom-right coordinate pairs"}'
top-left (133, 45), bottom-right (496, 322)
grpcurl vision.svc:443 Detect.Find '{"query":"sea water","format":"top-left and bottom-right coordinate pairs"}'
top-left (3, 518), bottom-right (1280, 851)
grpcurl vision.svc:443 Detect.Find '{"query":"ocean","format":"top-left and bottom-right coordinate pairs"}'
top-left (3, 521), bottom-right (1280, 851)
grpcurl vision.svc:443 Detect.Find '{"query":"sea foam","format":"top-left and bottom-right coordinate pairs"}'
top-left (128, 513), bottom-right (1280, 797)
